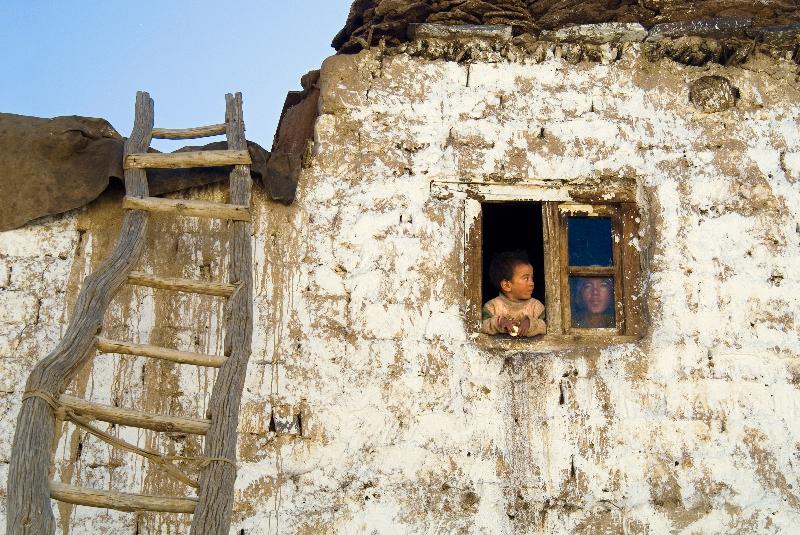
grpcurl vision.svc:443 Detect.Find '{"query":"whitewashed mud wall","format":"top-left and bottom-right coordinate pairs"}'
top-left (2, 43), bottom-right (800, 534)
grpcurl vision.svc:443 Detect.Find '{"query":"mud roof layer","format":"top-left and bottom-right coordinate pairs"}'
top-left (332, 0), bottom-right (800, 52)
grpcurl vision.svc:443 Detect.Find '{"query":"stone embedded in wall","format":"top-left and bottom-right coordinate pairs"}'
top-left (426, 0), bottom-right (536, 34)
top-left (269, 406), bottom-right (303, 436)
top-left (642, 17), bottom-right (761, 67)
top-left (408, 23), bottom-right (513, 42)
top-left (689, 75), bottom-right (740, 113)
top-left (393, 20), bottom-right (788, 67)
top-left (648, 37), bottom-right (752, 66)
top-left (539, 22), bottom-right (648, 45)
top-left (748, 22), bottom-right (800, 45)
top-left (646, 16), bottom-right (752, 42)
top-left (0, 292), bottom-right (38, 324)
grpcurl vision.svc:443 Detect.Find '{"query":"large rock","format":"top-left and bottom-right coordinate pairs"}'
top-left (264, 70), bottom-right (321, 204)
top-left (0, 113), bottom-right (123, 231)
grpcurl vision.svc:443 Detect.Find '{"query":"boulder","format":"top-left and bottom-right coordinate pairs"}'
top-left (0, 113), bottom-right (123, 231)
top-left (264, 70), bottom-right (321, 204)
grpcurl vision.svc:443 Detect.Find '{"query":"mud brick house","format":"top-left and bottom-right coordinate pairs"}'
top-left (2, 1), bottom-right (800, 533)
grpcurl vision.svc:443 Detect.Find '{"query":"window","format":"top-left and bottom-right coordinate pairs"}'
top-left (480, 202), bottom-right (544, 306)
top-left (466, 198), bottom-right (644, 343)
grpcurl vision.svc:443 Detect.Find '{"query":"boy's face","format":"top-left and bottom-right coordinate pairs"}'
top-left (500, 262), bottom-right (534, 301)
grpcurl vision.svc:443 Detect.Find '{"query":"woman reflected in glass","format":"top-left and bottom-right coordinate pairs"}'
top-left (572, 278), bottom-right (615, 328)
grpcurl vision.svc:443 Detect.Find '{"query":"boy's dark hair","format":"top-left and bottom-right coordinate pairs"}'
top-left (489, 250), bottom-right (531, 290)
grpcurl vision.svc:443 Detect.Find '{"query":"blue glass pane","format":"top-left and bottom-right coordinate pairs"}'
top-left (568, 217), bottom-right (612, 266)
top-left (570, 277), bottom-right (615, 328)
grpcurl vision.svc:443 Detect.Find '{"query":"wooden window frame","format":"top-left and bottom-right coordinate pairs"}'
top-left (467, 200), bottom-right (645, 346)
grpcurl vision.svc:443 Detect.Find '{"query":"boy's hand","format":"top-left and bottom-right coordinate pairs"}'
top-left (517, 317), bottom-right (531, 337)
top-left (497, 316), bottom-right (513, 333)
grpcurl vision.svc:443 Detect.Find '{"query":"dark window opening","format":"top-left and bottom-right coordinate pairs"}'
top-left (481, 202), bottom-right (545, 306)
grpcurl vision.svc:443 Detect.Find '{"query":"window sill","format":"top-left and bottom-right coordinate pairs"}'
top-left (470, 333), bottom-right (640, 353)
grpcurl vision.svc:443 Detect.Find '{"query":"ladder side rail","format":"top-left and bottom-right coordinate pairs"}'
top-left (6, 91), bottom-right (155, 535)
top-left (191, 92), bottom-right (254, 535)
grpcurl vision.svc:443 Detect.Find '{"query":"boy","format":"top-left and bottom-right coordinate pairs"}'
top-left (481, 251), bottom-right (547, 337)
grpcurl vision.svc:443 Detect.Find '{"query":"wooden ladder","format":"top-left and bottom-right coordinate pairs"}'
top-left (6, 91), bottom-right (254, 534)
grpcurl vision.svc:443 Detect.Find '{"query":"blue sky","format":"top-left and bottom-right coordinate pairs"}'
top-left (1, 1), bottom-right (352, 150)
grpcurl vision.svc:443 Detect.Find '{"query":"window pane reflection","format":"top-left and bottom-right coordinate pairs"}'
top-left (568, 217), bottom-right (612, 266)
top-left (570, 277), bottom-right (615, 328)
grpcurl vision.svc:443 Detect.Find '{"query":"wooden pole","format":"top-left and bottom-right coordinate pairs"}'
top-left (122, 196), bottom-right (251, 221)
top-left (190, 92), bottom-right (254, 535)
top-left (127, 272), bottom-right (236, 297)
top-left (59, 394), bottom-right (211, 435)
top-left (124, 149), bottom-right (251, 169)
top-left (152, 123), bottom-right (227, 140)
top-left (50, 482), bottom-right (197, 514)
top-left (96, 336), bottom-right (227, 368)
top-left (5, 92), bottom-right (154, 535)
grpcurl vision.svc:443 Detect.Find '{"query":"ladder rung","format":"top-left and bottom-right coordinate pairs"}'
top-left (59, 394), bottom-right (210, 435)
top-left (124, 149), bottom-right (251, 170)
top-left (123, 196), bottom-right (250, 221)
top-left (128, 271), bottom-right (236, 297)
top-left (151, 124), bottom-right (227, 140)
top-left (96, 337), bottom-right (227, 368)
top-left (50, 481), bottom-right (197, 513)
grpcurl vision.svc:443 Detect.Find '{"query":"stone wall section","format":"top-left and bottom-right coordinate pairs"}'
top-left (1, 42), bottom-right (800, 533)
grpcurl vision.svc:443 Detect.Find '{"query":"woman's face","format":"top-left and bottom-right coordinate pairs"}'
top-left (580, 279), bottom-right (612, 314)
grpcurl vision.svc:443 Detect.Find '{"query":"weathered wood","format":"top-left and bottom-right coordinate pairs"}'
top-left (152, 124), bottom-right (226, 139)
top-left (568, 265), bottom-right (616, 277)
top-left (621, 203), bottom-right (646, 337)
top-left (60, 394), bottom-right (210, 434)
top-left (96, 337), bottom-right (227, 368)
top-left (464, 201), bottom-right (483, 331)
top-left (6, 91), bottom-right (154, 535)
top-left (123, 196), bottom-right (251, 221)
top-left (611, 208), bottom-right (624, 333)
top-left (542, 203), bottom-right (564, 335)
top-left (128, 271), bottom-right (236, 297)
top-left (190, 92), bottom-right (254, 535)
top-left (559, 203), bottom-right (625, 335)
top-left (124, 149), bottom-right (251, 169)
top-left (558, 203), bottom-right (618, 217)
top-left (558, 205), bottom-right (573, 332)
top-left (50, 482), bottom-right (197, 513)
top-left (476, 332), bottom-right (640, 351)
